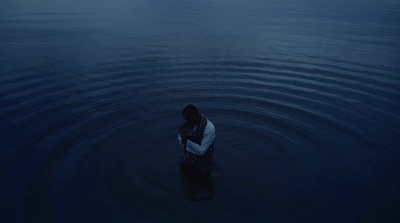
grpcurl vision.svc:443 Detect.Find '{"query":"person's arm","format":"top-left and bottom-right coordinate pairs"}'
top-left (186, 122), bottom-right (215, 156)
top-left (178, 123), bottom-right (190, 146)
top-left (178, 134), bottom-right (183, 146)
top-left (178, 134), bottom-right (187, 146)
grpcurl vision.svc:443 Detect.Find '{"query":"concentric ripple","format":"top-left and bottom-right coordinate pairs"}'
top-left (1, 1), bottom-right (400, 222)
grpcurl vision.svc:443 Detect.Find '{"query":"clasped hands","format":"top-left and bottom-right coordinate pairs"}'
top-left (179, 124), bottom-right (190, 144)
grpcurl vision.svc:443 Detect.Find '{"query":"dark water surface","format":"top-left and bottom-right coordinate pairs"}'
top-left (1, 0), bottom-right (400, 222)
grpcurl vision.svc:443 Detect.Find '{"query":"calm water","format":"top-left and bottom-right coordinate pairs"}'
top-left (1, 0), bottom-right (400, 222)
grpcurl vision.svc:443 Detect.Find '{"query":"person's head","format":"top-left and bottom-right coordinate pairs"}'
top-left (182, 104), bottom-right (201, 124)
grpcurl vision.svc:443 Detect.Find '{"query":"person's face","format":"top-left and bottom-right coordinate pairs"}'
top-left (186, 116), bottom-right (196, 125)
top-left (184, 114), bottom-right (200, 125)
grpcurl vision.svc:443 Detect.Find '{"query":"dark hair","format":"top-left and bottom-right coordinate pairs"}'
top-left (182, 104), bottom-right (200, 120)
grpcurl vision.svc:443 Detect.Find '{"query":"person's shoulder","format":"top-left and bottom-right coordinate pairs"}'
top-left (206, 119), bottom-right (215, 131)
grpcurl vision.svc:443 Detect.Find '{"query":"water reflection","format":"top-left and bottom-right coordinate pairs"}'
top-left (1, 0), bottom-right (399, 221)
top-left (179, 168), bottom-right (214, 202)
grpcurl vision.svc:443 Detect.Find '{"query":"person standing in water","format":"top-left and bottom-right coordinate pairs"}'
top-left (178, 104), bottom-right (215, 177)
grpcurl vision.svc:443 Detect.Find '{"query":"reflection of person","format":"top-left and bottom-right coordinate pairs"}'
top-left (178, 104), bottom-right (215, 176)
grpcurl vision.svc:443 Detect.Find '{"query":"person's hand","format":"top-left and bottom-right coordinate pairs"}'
top-left (179, 123), bottom-right (190, 136)
top-left (180, 123), bottom-right (190, 144)
top-left (181, 135), bottom-right (187, 144)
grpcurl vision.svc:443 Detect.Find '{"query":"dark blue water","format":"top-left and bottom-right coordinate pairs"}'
top-left (1, 0), bottom-right (400, 222)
